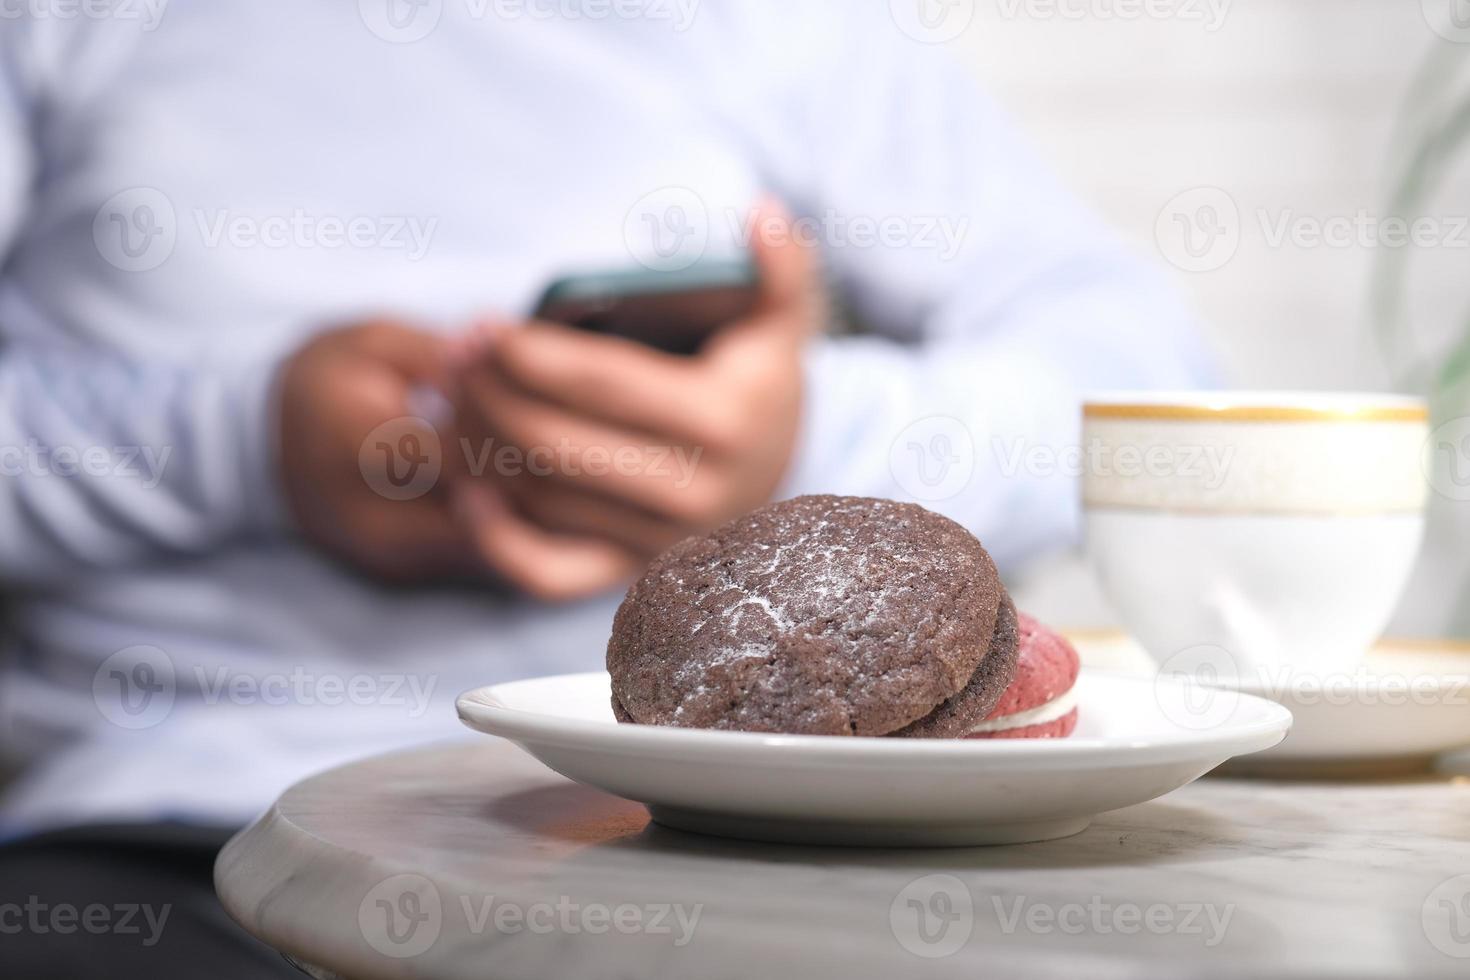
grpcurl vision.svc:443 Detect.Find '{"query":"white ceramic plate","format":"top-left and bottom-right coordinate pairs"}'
top-left (1067, 633), bottom-right (1470, 774)
top-left (456, 669), bottom-right (1289, 846)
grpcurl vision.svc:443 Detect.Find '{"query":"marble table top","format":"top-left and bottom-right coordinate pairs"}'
top-left (216, 739), bottom-right (1470, 980)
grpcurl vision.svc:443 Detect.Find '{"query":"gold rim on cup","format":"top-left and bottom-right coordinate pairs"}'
top-left (1082, 403), bottom-right (1429, 424)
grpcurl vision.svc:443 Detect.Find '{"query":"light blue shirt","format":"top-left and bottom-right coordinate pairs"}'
top-left (0, 0), bottom-right (1213, 836)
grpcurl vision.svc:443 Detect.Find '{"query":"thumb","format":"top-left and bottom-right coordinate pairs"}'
top-left (352, 321), bottom-right (453, 389)
top-left (746, 195), bottom-right (819, 320)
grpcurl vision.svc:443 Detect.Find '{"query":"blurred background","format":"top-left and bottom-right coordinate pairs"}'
top-left (952, 0), bottom-right (1470, 637)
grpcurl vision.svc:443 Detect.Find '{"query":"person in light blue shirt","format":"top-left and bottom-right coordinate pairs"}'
top-left (0, 2), bottom-right (1213, 974)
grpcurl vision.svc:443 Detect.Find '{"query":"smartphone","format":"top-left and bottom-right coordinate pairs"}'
top-left (532, 258), bottom-right (759, 355)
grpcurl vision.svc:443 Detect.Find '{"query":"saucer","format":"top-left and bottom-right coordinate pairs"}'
top-left (456, 669), bottom-right (1289, 847)
top-left (1066, 633), bottom-right (1470, 774)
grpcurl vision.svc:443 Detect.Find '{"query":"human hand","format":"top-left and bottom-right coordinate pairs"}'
top-left (277, 321), bottom-right (474, 582)
top-left (452, 198), bottom-right (821, 568)
top-left (277, 320), bottom-right (661, 601)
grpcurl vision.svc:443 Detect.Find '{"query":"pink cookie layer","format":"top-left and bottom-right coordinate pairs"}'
top-left (981, 612), bottom-right (1080, 720)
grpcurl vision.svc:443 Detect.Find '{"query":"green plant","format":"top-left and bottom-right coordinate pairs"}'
top-left (1373, 43), bottom-right (1470, 408)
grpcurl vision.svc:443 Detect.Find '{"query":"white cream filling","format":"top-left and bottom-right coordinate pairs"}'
top-left (969, 684), bottom-right (1078, 734)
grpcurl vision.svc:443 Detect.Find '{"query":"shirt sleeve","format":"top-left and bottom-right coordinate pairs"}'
top-left (0, 30), bottom-right (288, 587)
top-left (765, 9), bottom-right (1218, 569)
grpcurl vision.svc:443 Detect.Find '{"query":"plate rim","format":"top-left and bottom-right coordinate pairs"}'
top-left (456, 669), bottom-right (1292, 769)
top-left (1063, 629), bottom-right (1470, 659)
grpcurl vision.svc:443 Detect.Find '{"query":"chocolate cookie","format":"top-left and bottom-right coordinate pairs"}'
top-left (606, 495), bottom-right (1014, 737)
top-left (889, 595), bottom-right (1018, 738)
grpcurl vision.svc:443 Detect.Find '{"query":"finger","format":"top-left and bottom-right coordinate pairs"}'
top-left (499, 474), bottom-right (692, 557)
top-left (456, 365), bottom-right (722, 520)
top-left (700, 198), bottom-right (822, 371)
top-left (451, 480), bottom-right (642, 601)
top-left (339, 495), bottom-right (480, 583)
top-left (477, 321), bottom-right (735, 448)
top-left (350, 320), bottom-right (453, 388)
top-left (457, 360), bottom-right (649, 466)
top-left (740, 195), bottom-right (822, 326)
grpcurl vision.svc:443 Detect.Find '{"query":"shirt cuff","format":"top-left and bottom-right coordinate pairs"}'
top-left (223, 343), bottom-right (294, 536)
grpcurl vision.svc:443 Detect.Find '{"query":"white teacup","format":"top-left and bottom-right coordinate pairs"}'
top-left (1082, 391), bottom-right (1428, 677)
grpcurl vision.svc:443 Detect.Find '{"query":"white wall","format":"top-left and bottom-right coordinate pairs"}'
top-left (937, 0), bottom-right (1470, 635)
